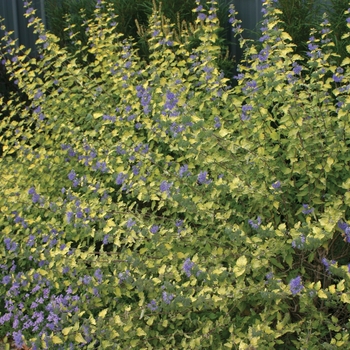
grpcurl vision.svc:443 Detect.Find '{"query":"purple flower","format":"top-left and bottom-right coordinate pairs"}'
top-left (28, 187), bottom-right (36, 195)
top-left (289, 276), bottom-right (304, 295)
top-left (292, 235), bottom-right (305, 249)
top-left (160, 181), bottom-right (172, 193)
top-left (68, 170), bottom-right (76, 181)
top-left (179, 164), bottom-right (190, 178)
top-left (116, 172), bottom-right (127, 185)
top-left (242, 104), bottom-right (252, 113)
top-left (198, 13), bottom-right (207, 21)
top-left (66, 211), bottom-right (74, 224)
top-left (198, 171), bottom-right (211, 185)
top-left (2, 275), bottom-right (11, 285)
top-left (292, 63), bottom-right (302, 75)
top-left (248, 216), bottom-right (261, 230)
top-left (302, 204), bottom-right (314, 215)
top-left (103, 235), bottom-right (109, 245)
top-left (243, 80), bottom-right (258, 93)
top-left (265, 272), bottom-right (273, 280)
top-left (126, 218), bottom-right (136, 229)
top-left (26, 7), bottom-right (34, 15)
top-left (322, 258), bottom-right (336, 273)
top-left (183, 258), bottom-right (195, 277)
top-left (259, 34), bottom-right (270, 42)
top-left (34, 90), bottom-right (43, 100)
top-left (333, 74), bottom-right (343, 83)
top-left (118, 270), bottom-right (130, 284)
top-left (214, 116), bottom-right (221, 128)
top-left (94, 269), bottom-right (103, 283)
top-left (31, 192), bottom-right (41, 204)
top-left (338, 221), bottom-right (350, 242)
top-left (4, 238), bottom-right (17, 251)
top-left (12, 331), bottom-right (23, 348)
top-left (162, 291), bottom-right (174, 304)
top-left (150, 225), bottom-right (159, 234)
top-left (132, 165), bottom-right (140, 176)
top-left (175, 219), bottom-right (183, 227)
top-left (257, 47), bottom-right (269, 62)
top-left (272, 180), bottom-right (281, 189)
top-left (147, 300), bottom-right (158, 311)
top-left (308, 43), bottom-right (318, 51)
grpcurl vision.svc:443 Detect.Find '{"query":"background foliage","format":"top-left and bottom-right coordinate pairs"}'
top-left (276, 0), bottom-right (350, 62)
top-left (1, 0), bottom-right (350, 348)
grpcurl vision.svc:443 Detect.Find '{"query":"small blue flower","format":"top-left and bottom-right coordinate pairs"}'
top-left (103, 235), bottom-right (109, 245)
top-left (198, 171), bottom-right (211, 185)
top-left (152, 29), bottom-right (160, 37)
top-left (332, 74), bottom-right (343, 83)
top-left (147, 300), bottom-right (158, 311)
top-left (289, 276), bottom-right (304, 295)
top-left (4, 238), bottom-right (17, 251)
top-left (162, 291), bottom-right (174, 305)
top-left (2, 275), bottom-right (11, 285)
top-left (265, 272), bottom-right (273, 280)
top-left (68, 170), bottom-right (76, 181)
top-left (66, 211), bottom-right (74, 224)
top-left (183, 258), bottom-right (195, 277)
top-left (160, 181), bottom-right (172, 193)
top-left (150, 225), bottom-right (159, 234)
top-left (12, 330), bottom-right (23, 348)
top-left (94, 269), bottom-right (103, 283)
top-left (272, 180), bottom-right (281, 189)
top-left (179, 164), bottom-right (191, 178)
top-left (214, 116), bottom-right (221, 128)
top-left (118, 270), bottom-right (130, 284)
top-left (292, 234), bottom-right (305, 249)
top-left (308, 43), bottom-right (318, 51)
top-left (126, 218), bottom-right (136, 229)
top-left (302, 204), bottom-right (314, 215)
top-left (248, 216), bottom-right (261, 230)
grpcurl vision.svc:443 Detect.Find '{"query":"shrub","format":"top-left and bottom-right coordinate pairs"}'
top-left (1, 0), bottom-right (350, 348)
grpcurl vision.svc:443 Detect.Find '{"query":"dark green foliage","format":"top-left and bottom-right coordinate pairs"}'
top-left (276, 0), bottom-right (350, 62)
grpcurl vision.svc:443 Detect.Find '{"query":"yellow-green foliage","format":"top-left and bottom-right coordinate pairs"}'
top-left (1, 0), bottom-right (350, 348)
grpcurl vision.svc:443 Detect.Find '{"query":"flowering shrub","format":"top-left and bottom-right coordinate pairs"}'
top-left (1, 0), bottom-right (350, 348)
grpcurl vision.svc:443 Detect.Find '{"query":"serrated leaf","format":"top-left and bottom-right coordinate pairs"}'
top-left (75, 333), bottom-right (86, 343)
top-left (328, 285), bottom-right (336, 294)
top-left (147, 316), bottom-right (155, 326)
top-left (98, 308), bottom-right (108, 318)
top-left (341, 293), bottom-right (350, 303)
top-left (270, 257), bottom-right (284, 269)
top-left (136, 327), bottom-right (147, 336)
top-left (52, 336), bottom-right (63, 344)
top-left (158, 264), bottom-right (166, 275)
top-left (62, 327), bottom-right (72, 336)
top-left (123, 323), bottom-right (133, 332)
top-left (93, 112), bottom-right (103, 119)
top-left (337, 280), bottom-right (345, 292)
top-left (318, 289), bottom-right (328, 299)
top-left (218, 128), bottom-right (229, 138)
top-left (234, 255), bottom-right (247, 277)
